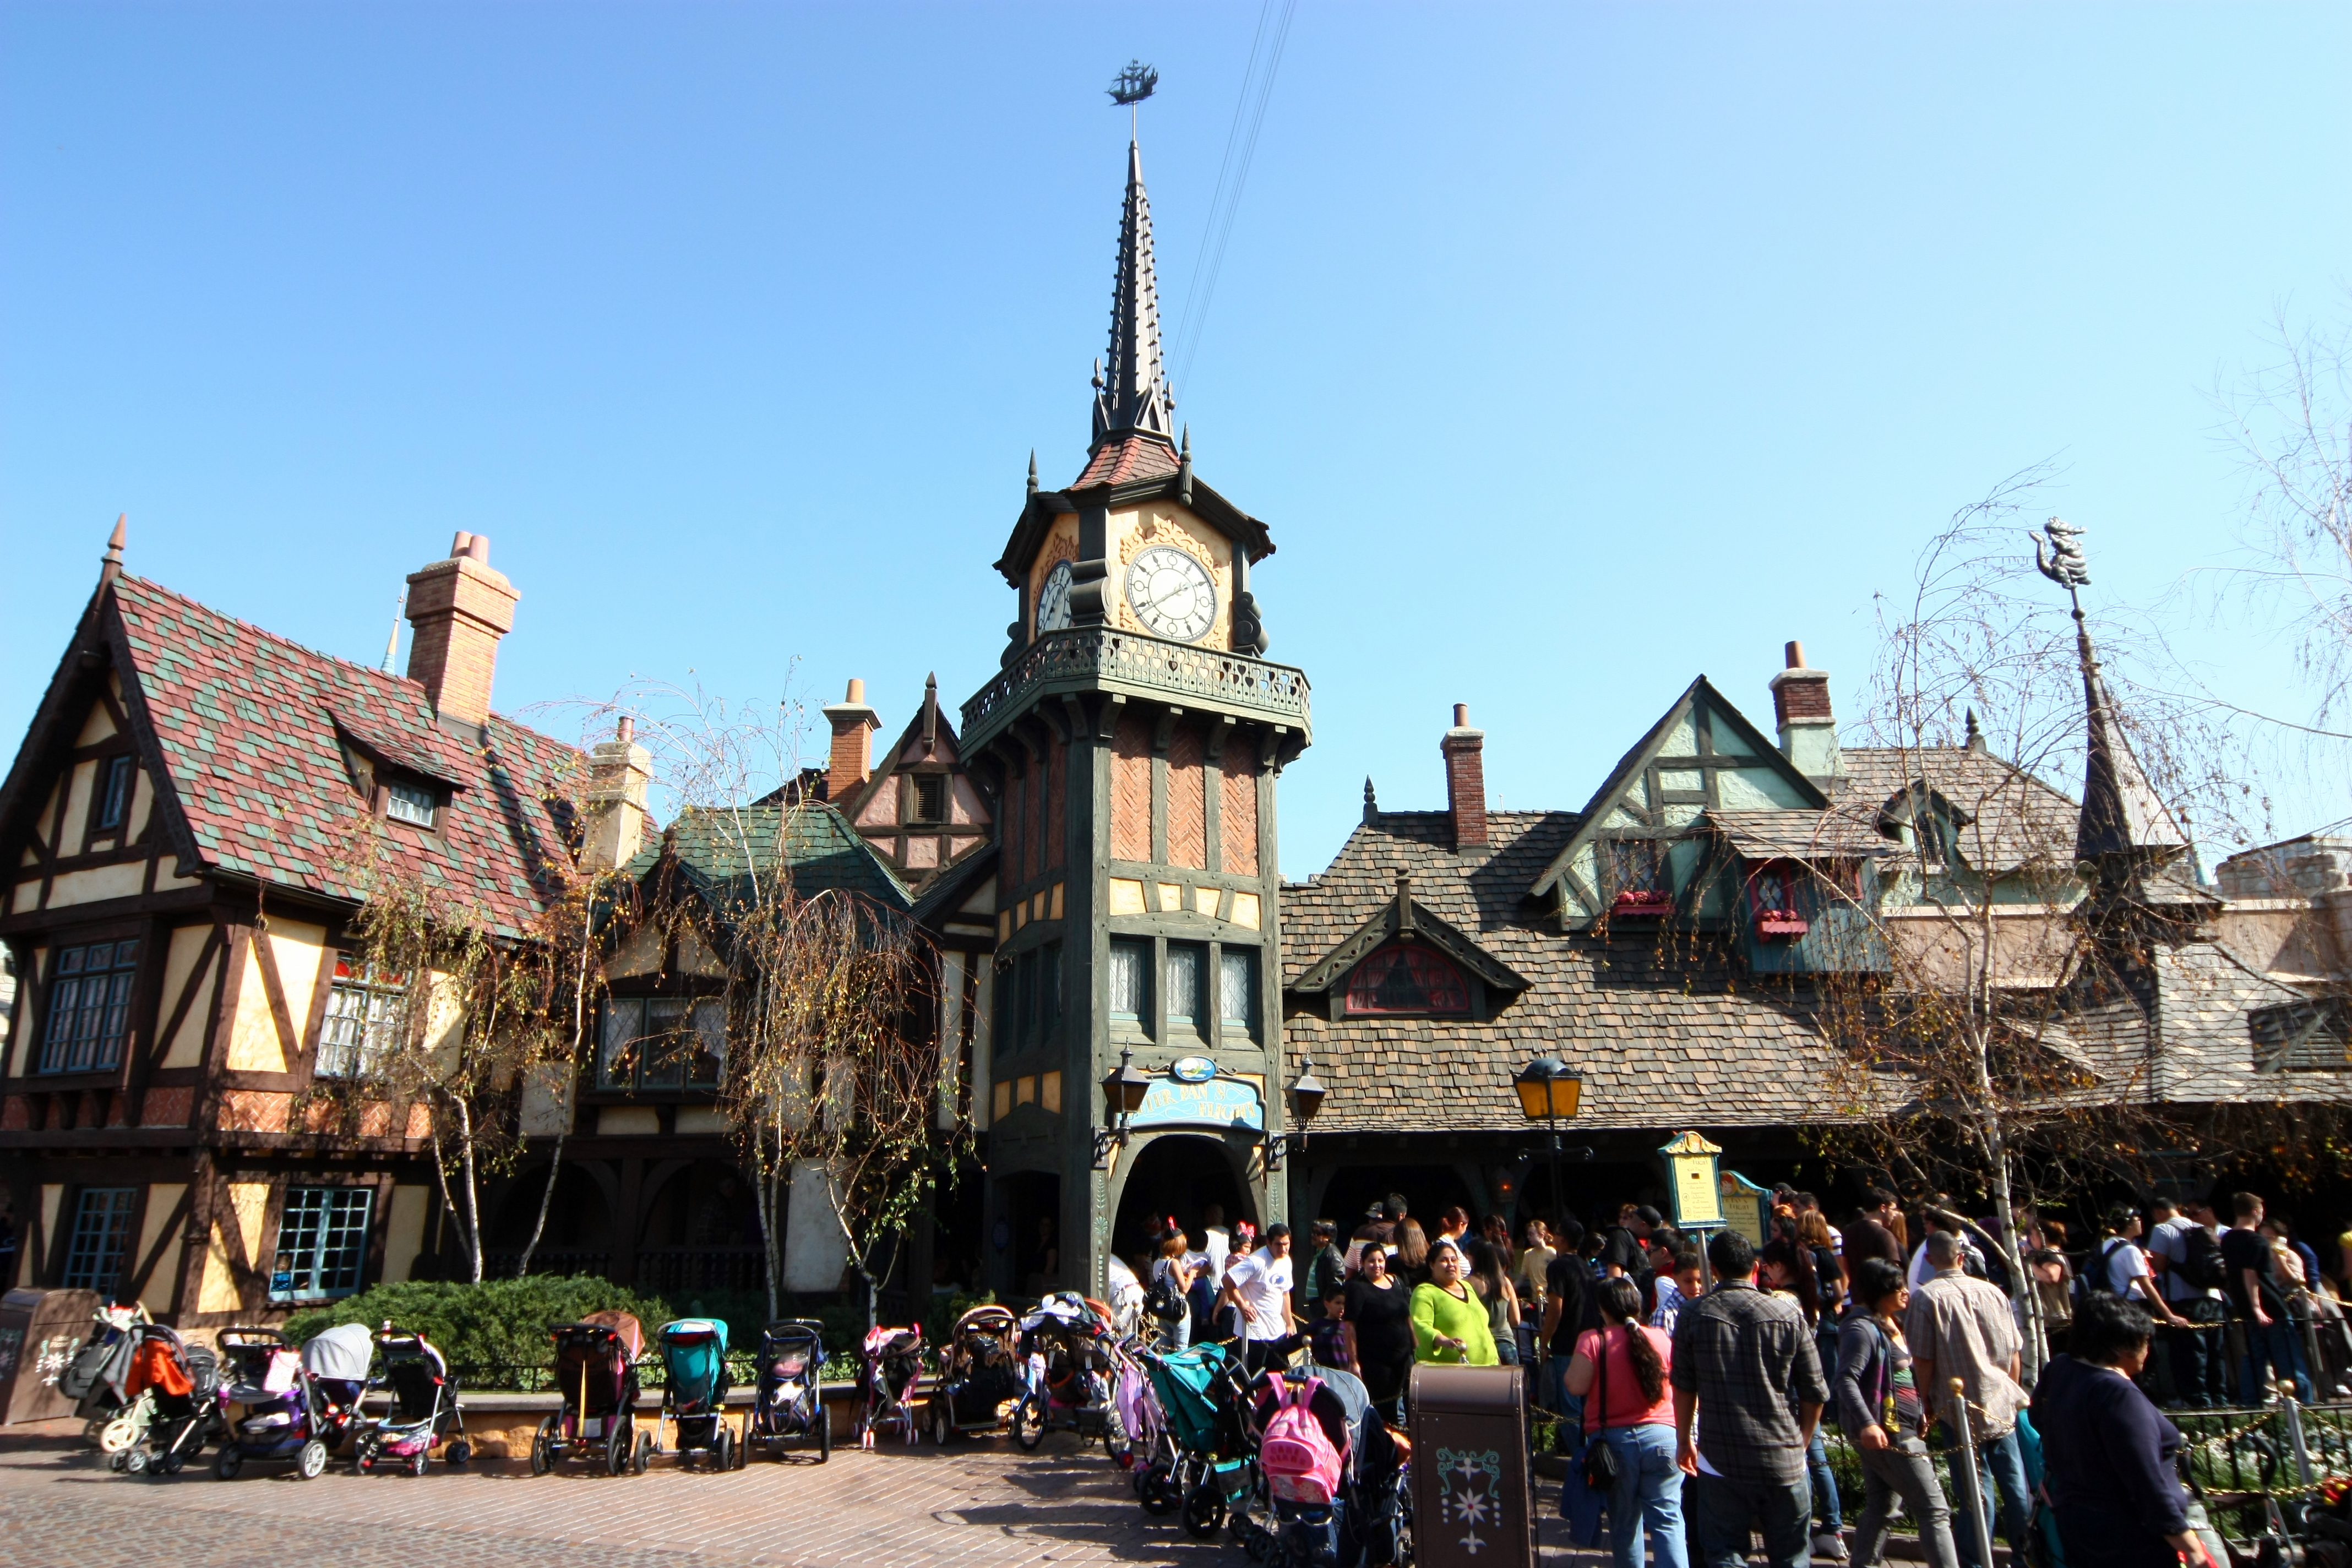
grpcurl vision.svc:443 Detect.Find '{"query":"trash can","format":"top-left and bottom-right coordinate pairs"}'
top-left (1409, 1363), bottom-right (1534, 1567)
top-left (0, 1288), bottom-right (103, 1424)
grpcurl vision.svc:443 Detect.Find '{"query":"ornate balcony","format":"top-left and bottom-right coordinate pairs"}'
top-left (960, 627), bottom-right (1311, 753)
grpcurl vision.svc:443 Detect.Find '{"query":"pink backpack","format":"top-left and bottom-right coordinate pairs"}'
top-left (1259, 1375), bottom-right (1344, 1505)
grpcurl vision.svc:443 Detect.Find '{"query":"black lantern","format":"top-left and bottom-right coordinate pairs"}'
top-left (1288, 1054), bottom-right (1326, 1125)
top-left (1092, 1045), bottom-right (1154, 1169)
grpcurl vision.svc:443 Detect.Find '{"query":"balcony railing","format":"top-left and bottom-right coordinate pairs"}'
top-left (960, 626), bottom-right (1311, 752)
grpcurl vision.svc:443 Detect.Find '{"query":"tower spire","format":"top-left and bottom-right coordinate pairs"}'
top-left (1091, 137), bottom-right (1176, 451)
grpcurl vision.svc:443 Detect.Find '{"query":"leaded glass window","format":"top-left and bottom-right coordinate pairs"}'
top-left (61, 1188), bottom-right (137, 1295)
top-left (39, 941), bottom-right (140, 1074)
top-left (271, 1186), bottom-right (373, 1303)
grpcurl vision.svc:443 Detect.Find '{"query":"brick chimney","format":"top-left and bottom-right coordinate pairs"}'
top-left (822, 678), bottom-right (880, 803)
top-left (1442, 703), bottom-right (1488, 850)
top-left (582, 716), bottom-right (652, 871)
top-left (405, 531), bottom-right (519, 729)
top-left (1768, 640), bottom-right (1840, 781)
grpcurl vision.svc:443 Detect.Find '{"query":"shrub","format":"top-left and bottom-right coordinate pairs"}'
top-left (281, 1276), bottom-right (672, 1382)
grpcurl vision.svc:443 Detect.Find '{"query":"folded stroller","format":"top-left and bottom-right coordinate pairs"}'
top-left (654, 1318), bottom-right (740, 1471)
top-left (532, 1310), bottom-right (647, 1476)
top-left (65, 1303), bottom-right (153, 1455)
top-left (212, 1323), bottom-right (372, 1480)
top-left (855, 1324), bottom-right (924, 1449)
top-left (115, 1325), bottom-right (222, 1478)
top-left (747, 1319), bottom-right (830, 1462)
top-left (353, 1326), bottom-right (467, 1476)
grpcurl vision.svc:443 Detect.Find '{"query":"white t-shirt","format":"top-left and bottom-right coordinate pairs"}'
top-left (2101, 1238), bottom-right (2153, 1299)
top-left (1227, 1247), bottom-right (1294, 1342)
top-left (1204, 1227), bottom-right (1232, 1283)
top-left (2148, 1218), bottom-right (2221, 1304)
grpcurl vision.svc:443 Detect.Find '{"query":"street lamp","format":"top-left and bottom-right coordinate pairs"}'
top-left (1092, 1044), bottom-right (1153, 1169)
top-left (1264, 1053), bottom-right (1327, 1172)
top-left (1512, 1055), bottom-right (1583, 1225)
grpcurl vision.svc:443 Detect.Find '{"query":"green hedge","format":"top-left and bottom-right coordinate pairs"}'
top-left (282, 1276), bottom-right (676, 1379)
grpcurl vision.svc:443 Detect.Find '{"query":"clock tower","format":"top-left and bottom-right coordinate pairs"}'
top-left (958, 136), bottom-right (1311, 1298)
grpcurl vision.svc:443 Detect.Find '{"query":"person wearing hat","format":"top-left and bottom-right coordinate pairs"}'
top-left (1308, 1219), bottom-right (1347, 1304)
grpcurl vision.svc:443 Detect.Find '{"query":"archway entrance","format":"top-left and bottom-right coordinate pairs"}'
top-left (1112, 1133), bottom-right (1251, 1269)
top-left (638, 1159), bottom-right (764, 1297)
top-left (487, 1163), bottom-right (613, 1277)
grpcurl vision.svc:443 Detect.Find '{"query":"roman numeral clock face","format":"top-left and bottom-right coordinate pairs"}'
top-left (1125, 545), bottom-right (1218, 643)
top-left (1035, 560), bottom-right (1074, 635)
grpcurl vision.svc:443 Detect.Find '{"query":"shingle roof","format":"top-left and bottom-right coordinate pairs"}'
top-left (1706, 809), bottom-right (1894, 861)
top-left (107, 574), bottom-right (581, 934)
top-left (1070, 432), bottom-right (1181, 490)
top-left (623, 801), bottom-right (912, 914)
top-left (1831, 745), bottom-right (2078, 875)
top-left (1281, 810), bottom-right (1861, 1134)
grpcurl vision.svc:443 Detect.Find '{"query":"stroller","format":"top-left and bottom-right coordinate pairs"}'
top-left (532, 1310), bottom-right (649, 1476)
top-left (115, 1325), bottom-right (222, 1477)
top-left (654, 1318), bottom-right (741, 1471)
top-left (747, 1320), bottom-right (830, 1462)
top-left (926, 1304), bottom-right (1027, 1445)
top-left (63, 1302), bottom-right (153, 1455)
top-left (1014, 1293), bottom-right (1119, 1454)
top-left (211, 1323), bottom-right (370, 1480)
top-left (855, 1323), bottom-right (924, 1449)
top-left (354, 1326), bottom-right (469, 1476)
top-left (1244, 1363), bottom-right (1407, 1568)
top-left (1140, 1338), bottom-right (1254, 1538)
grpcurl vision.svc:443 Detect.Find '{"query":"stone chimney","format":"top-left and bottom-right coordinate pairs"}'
top-left (405, 531), bottom-right (519, 729)
top-left (1442, 703), bottom-right (1488, 850)
top-left (582, 716), bottom-right (652, 871)
top-left (1768, 640), bottom-right (1840, 782)
top-left (822, 678), bottom-right (880, 803)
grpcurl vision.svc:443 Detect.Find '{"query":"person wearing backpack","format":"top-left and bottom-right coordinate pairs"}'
top-left (1563, 1276), bottom-right (1686, 1568)
top-left (1835, 1259), bottom-right (1960, 1568)
top-left (2147, 1196), bottom-right (2228, 1408)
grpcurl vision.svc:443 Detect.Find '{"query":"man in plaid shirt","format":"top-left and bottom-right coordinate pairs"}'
top-left (1672, 1229), bottom-right (1831, 1568)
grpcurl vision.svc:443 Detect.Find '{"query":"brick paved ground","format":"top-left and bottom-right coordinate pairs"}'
top-left (0, 1420), bottom-right (1599, 1568)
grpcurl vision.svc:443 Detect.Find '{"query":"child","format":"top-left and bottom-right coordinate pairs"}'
top-left (1308, 1288), bottom-right (1354, 1372)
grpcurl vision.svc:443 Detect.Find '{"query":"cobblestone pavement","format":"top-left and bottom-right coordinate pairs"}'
top-left (0, 1422), bottom-right (1594, 1568)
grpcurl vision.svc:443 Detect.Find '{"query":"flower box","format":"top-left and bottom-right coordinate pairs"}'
top-left (1610, 890), bottom-right (1675, 916)
top-left (1755, 912), bottom-right (1811, 939)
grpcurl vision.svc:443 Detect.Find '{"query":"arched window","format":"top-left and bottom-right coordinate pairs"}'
top-left (1344, 944), bottom-right (1471, 1017)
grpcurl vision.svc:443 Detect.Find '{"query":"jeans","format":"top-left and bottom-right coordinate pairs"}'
top-left (2240, 1316), bottom-right (2316, 1406)
top-left (1853, 1442), bottom-right (1960, 1568)
top-left (1685, 1468), bottom-right (1812, 1568)
top-left (2164, 1301), bottom-right (2225, 1408)
top-left (1598, 1425), bottom-right (1687, 1568)
top-left (1807, 1428), bottom-right (1843, 1533)
top-left (1949, 1428), bottom-right (2030, 1568)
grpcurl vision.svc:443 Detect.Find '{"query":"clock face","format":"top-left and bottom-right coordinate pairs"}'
top-left (1125, 545), bottom-right (1218, 643)
top-left (1035, 559), bottom-right (1074, 635)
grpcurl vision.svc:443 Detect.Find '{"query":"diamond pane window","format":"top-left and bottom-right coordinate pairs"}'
top-left (1166, 944), bottom-right (1204, 1027)
top-left (1344, 944), bottom-right (1471, 1017)
top-left (317, 953), bottom-right (404, 1079)
top-left (271, 1186), bottom-right (374, 1303)
top-left (1219, 948), bottom-right (1258, 1033)
top-left (1108, 939), bottom-right (1147, 1020)
top-left (61, 1188), bottom-right (137, 1295)
top-left (39, 940), bottom-right (141, 1074)
top-left (599, 997), bottom-right (722, 1090)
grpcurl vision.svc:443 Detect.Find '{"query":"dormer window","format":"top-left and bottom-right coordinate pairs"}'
top-left (385, 780), bottom-right (439, 828)
top-left (911, 775), bottom-right (946, 825)
top-left (1747, 864), bottom-right (1811, 939)
top-left (1344, 944), bottom-right (1471, 1017)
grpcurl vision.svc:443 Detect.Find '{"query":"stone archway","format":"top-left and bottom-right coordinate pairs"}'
top-left (1108, 1129), bottom-right (1257, 1270)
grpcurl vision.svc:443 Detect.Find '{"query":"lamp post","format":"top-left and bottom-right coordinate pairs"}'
top-left (1512, 1055), bottom-right (1583, 1226)
top-left (1264, 1053), bottom-right (1326, 1172)
top-left (1092, 1044), bottom-right (1153, 1169)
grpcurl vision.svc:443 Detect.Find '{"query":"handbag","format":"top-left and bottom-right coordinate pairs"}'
top-left (1581, 1324), bottom-right (1623, 1490)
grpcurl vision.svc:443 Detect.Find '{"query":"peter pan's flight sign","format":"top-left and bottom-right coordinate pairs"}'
top-left (1129, 1062), bottom-right (1264, 1131)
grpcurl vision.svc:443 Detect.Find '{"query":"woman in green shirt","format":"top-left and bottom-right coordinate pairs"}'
top-left (1412, 1237), bottom-right (1500, 1365)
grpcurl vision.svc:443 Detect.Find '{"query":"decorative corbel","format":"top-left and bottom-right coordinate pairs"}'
top-left (1205, 714), bottom-right (1237, 763)
top-left (1152, 706), bottom-right (1184, 758)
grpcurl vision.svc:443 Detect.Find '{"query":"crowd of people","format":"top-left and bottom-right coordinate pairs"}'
top-left (1125, 1182), bottom-right (2344, 1568)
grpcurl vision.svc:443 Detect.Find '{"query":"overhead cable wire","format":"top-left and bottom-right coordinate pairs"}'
top-left (1169, 0), bottom-right (1298, 399)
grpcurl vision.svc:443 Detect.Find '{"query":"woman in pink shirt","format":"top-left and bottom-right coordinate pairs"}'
top-left (1563, 1277), bottom-right (1687, 1568)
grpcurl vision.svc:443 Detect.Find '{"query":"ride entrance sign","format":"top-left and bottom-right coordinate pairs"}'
top-left (1126, 1071), bottom-right (1264, 1131)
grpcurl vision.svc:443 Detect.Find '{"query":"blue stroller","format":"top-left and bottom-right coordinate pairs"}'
top-left (654, 1319), bottom-right (742, 1471)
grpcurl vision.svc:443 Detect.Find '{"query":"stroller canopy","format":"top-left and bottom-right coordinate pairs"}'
top-left (579, 1310), bottom-right (645, 1360)
top-left (659, 1319), bottom-right (729, 1403)
top-left (1148, 1341), bottom-right (1231, 1455)
top-left (302, 1322), bottom-right (373, 1382)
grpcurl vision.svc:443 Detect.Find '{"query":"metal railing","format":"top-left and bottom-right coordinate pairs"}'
top-left (960, 626), bottom-right (1311, 750)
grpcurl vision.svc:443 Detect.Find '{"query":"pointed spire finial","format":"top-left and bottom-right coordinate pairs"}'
top-left (922, 671), bottom-right (940, 754)
top-left (100, 513), bottom-right (126, 584)
top-left (1964, 708), bottom-right (1983, 752)
top-left (1091, 135), bottom-right (1176, 451)
top-left (382, 589), bottom-right (406, 673)
top-left (1027, 450), bottom-right (1039, 497)
top-left (1363, 776), bottom-right (1378, 823)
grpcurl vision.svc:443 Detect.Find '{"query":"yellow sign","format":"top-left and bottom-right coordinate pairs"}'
top-left (1658, 1130), bottom-right (1723, 1228)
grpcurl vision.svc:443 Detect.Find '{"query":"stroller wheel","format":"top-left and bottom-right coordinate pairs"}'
top-left (929, 1400), bottom-right (955, 1447)
top-left (154, 1454), bottom-right (183, 1478)
top-left (529, 1417), bottom-right (556, 1477)
top-left (714, 1428), bottom-right (735, 1473)
top-left (123, 1450), bottom-right (149, 1476)
top-left (297, 1440), bottom-right (328, 1480)
top-left (410, 1451), bottom-right (430, 1478)
top-left (444, 1441), bottom-right (470, 1468)
top-left (816, 1406), bottom-right (831, 1463)
top-left (1180, 1482), bottom-right (1226, 1540)
top-left (633, 1431), bottom-right (652, 1476)
top-left (1012, 1395), bottom-right (1044, 1452)
top-left (606, 1422), bottom-right (632, 1477)
top-left (214, 1446), bottom-right (244, 1482)
top-left (1140, 1462), bottom-right (1177, 1515)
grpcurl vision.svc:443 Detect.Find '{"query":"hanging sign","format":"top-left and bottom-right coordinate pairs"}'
top-left (1169, 1056), bottom-right (1218, 1084)
top-left (1129, 1073), bottom-right (1264, 1131)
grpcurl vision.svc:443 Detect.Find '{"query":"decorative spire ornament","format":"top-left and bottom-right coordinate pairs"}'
top-left (1091, 92), bottom-right (1177, 451)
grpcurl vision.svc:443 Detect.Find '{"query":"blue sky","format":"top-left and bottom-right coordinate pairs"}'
top-left (4, 2), bottom-right (2346, 878)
